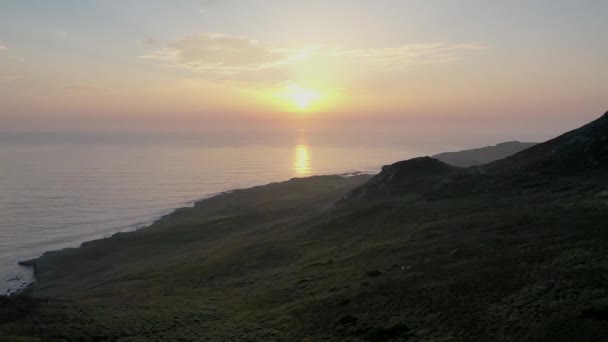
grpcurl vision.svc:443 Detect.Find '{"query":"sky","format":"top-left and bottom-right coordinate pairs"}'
top-left (0, 0), bottom-right (607, 141)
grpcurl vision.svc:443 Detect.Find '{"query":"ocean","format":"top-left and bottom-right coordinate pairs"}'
top-left (0, 130), bottom-right (444, 294)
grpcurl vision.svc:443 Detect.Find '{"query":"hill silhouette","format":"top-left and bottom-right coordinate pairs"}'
top-left (343, 157), bottom-right (463, 201)
top-left (487, 111), bottom-right (608, 173)
top-left (2, 111), bottom-right (608, 341)
top-left (433, 141), bottom-right (537, 167)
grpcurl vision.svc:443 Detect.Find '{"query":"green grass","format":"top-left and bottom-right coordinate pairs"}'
top-left (2, 170), bottom-right (608, 341)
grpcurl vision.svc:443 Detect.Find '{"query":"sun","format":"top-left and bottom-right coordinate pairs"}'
top-left (285, 83), bottom-right (321, 110)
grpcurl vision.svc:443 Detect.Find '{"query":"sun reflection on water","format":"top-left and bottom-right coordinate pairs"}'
top-left (294, 144), bottom-right (311, 176)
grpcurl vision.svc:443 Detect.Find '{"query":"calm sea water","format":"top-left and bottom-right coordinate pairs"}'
top-left (0, 131), bottom-right (444, 294)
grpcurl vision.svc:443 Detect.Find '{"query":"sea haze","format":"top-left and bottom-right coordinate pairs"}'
top-left (0, 130), bottom-right (442, 293)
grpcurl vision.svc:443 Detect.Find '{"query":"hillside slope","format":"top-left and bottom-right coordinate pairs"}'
top-left (487, 111), bottom-right (608, 173)
top-left (341, 157), bottom-right (464, 202)
top-left (2, 112), bottom-right (608, 341)
top-left (433, 141), bottom-right (537, 167)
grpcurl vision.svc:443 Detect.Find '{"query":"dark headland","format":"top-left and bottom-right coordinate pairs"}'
top-left (432, 141), bottom-right (538, 167)
top-left (1, 112), bottom-right (608, 341)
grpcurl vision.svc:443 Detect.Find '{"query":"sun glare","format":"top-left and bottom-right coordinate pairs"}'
top-left (294, 144), bottom-right (311, 175)
top-left (285, 83), bottom-right (321, 110)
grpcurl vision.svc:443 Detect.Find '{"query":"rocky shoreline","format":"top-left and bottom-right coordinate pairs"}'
top-left (3, 270), bottom-right (34, 297)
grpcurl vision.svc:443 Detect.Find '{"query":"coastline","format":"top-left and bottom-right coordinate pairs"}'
top-left (7, 172), bottom-right (373, 297)
top-left (4, 189), bottom-right (234, 297)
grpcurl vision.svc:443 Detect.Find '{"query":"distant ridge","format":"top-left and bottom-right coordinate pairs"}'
top-left (433, 141), bottom-right (537, 167)
top-left (344, 110), bottom-right (608, 202)
top-left (487, 111), bottom-right (608, 172)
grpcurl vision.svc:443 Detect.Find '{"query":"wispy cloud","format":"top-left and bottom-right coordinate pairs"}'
top-left (0, 40), bottom-right (27, 63)
top-left (6, 55), bottom-right (25, 63)
top-left (0, 74), bottom-right (23, 83)
top-left (65, 84), bottom-right (109, 92)
top-left (318, 43), bottom-right (487, 70)
top-left (142, 33), bottom-right (486, 86)
top-left (141, 34), bottom-right (287, 73)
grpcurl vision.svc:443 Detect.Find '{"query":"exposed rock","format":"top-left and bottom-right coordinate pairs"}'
top-left (342, 157), bottom-right (464, 201)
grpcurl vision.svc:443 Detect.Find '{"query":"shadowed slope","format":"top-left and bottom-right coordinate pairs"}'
top-left (486, 111), bottom-right (608, 173)
top-left (343, 157), bottom-right (464, 202)
top-left (433, 141), bottom-right (537, 167)
top-left (25, 175), bottom-right (371, 300)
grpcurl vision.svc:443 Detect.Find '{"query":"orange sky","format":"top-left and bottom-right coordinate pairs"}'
top-left (0, 1), bottom-right (606, 137)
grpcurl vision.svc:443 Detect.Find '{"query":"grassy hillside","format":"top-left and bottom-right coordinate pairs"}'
top-left (1, 113), bottom-right (608, 341)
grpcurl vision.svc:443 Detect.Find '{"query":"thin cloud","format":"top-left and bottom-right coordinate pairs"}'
top-left (318, 43), bottom-right (487, 70)
top-left (141, 34), bottom-right (287, 72)
top-left (142, 33), bottom-right (486, 85)
top-left (6, 55), bottom-right (25, 63)
top-left (0, 74), bottom-right (23, 83)
top-left (65, 84), bottom-right (109, 92)
top-left (0, 40), bottom-right (26, 62)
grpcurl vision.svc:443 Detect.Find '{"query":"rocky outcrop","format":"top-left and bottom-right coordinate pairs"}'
top-left (342, 157), bottom-right (463, 201)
